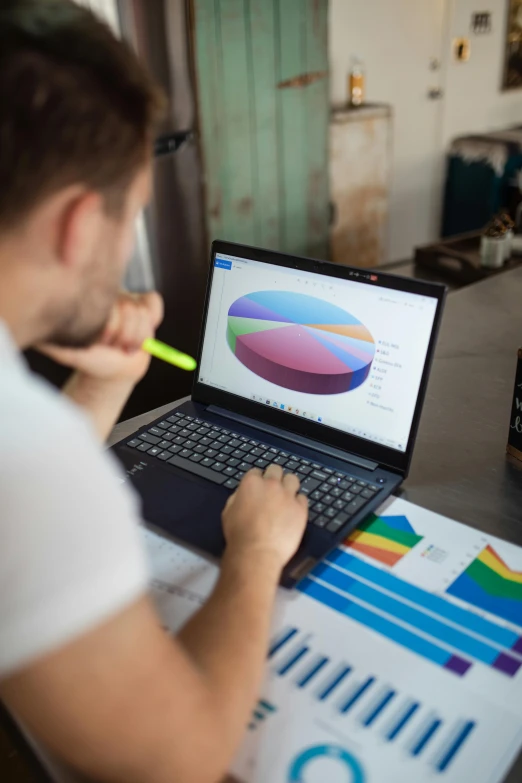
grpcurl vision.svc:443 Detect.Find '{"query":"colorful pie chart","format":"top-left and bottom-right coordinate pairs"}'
top-left (227, 291), bottom-right (375, 395)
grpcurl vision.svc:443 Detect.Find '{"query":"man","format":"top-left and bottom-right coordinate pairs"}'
top-left (0, 3), bottom-right (307, 782)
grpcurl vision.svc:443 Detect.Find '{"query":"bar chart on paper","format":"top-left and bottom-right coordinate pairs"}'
top-left (267, 625), bottom-right (479, 774)
top-left (447, 545), bottom-right (522, 628)
top-left (298, 549), bottom-right (522, 678)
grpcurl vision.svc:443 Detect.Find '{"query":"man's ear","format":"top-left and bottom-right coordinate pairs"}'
top-left (55, 189), bottom-right (104, 270)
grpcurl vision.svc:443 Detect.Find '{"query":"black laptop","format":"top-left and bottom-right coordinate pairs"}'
top-left (113, 241), bottom-right (445, 587)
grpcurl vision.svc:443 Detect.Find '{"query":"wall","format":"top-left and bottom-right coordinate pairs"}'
top-left (329, 0), bottom-right (522, 262)
top-left (442, 0), bottom-right (522, 147)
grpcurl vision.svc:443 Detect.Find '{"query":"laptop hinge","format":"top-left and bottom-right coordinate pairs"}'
top-left (207, 405), bottom-right (378, 472)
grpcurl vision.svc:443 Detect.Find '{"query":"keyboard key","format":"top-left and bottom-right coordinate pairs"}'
top-left (346, 497), bottom-right (367, 513)
top-left (327, 476), bottom-right (339, 486)
top-left (297, 472), bottom-right (307, 481)
top-left (314, 502), bottom-right (326, 514)
top-left (261, 451), bottom-right (273, 461)
top-left (322, 495), bottom-right (334, 506)
top-left (167, 454), bottom-right (227, 485)
top-left (251, 447), bottom-right (265, 457)
top-left (227, 458), bottom-right (241, 467)
top-left (157, 420), bottom-right (170, 430)
top-left (311, 470), bottom-right (328, 482)
top-left (167, 414), bottom-right (182, 423)
top-left (194, 444), bottom-right (206, 454)
top-left (223, 466), bottom-right (237, 476)
top-left (220, 445), bottom-right (234, 455)
top-left (139, 432), bottom-right (161, 445)
top-left (361, 488), bottom-right (376, 499)
top-left (205, 448), bottom-right (217, 458)
top-left (326, 519), bottom-right (344, 532)
top-left (188, 433), bottom-right (202, 443)
top-left (240, 436), bottom-right (249, 443)
top-left (333, 499), bottom-right (345, 510)
top-left (368, 484), bottom-right (380, 492)
top-left (180, 448), bottom-right (193, 459)
top-left (300, 458), bottom-right (311, 466)
top-left (211, 425), bottom-right (222, 432)
top-left (189, 453), bottom-right (203, 463)
top-left (185, 416), bottom-right (194, 421)
top-left (299, 465), bottom-right (312, 475)
top-left (334, 512), bottom-right (350, 526)
top-left (357, 480), bottom-right (368, 488)
top-left (137, 442), bottom-right (152, 452)
top-left (216, 453), bottom-right (229, 463)
top-left (158, 440), bottom-right (171, 450)
top-left (242, 453), bottom-right (257, 464)
top-left (351, 485), bottom-right (362, 495)
top-left (161, 432), bottom-right (174, 441)
top-left (311, 462), bottom-right (322, 469)
top-left (300, 477), bottom-right (321, 493)
top-left (186, 423), bottom-right (199, 431)
top-left (238, 461), bottom-right (253, 472)
top-left (319, 482), bottom-right (331, 493)
top-left (324, 507), bottom-right (337, 519)
top-left (331, 487), bottom-right (343, 498)
top-left (342, 491), bottom-right (354, 502)
top-left (255, 459), bottom-right (269, 469)
top-left (286, 460), bottom-right (299, 471)
top-left (229, 439), bottom-right (242, 448)
top-left (307, 511), bottom-right (318, 524)
top-left (217, 434), bottom-right (231, 444)
top-left (268, 447), bottom-right (279, 455)
top-left (172, 436), bottom-right (185, 446)
top-left (231, 449), bottom-right (244, 459)
top-left (335, 472), bottom-right (345, 479)
top-left (273, 456), bottom-right (287, 466)
top-left (201, 457), bottom-right (214, 467)
top-left (169, 444), bottom-right (182, 454)
top-left (179, 428), bottom-right (191, 438)
top-left (310, 490), bottom-right (323, 501)
top-left (148, 446), bottom-right (161, 456)
top-left (224, 478), bottom-right (239, 490)
top-left (249, 440), bottom-right (259, 446)
top-left (200, 437), bottom-right (213, 447)
top-left (323, 467), bottom-right (334, 475)
top-left (314, 515), bottom-right (328, 528)
top-left (148, 427), bottom-right (164, 437)
top-left (197, 427), bottom-right (211, 435)
top-left (126, 439), bottom-right (141, 448)
top-left (280, 451), bottom-right (290, 459)
top-left (235, 471), bottom-right (245, 481)
top-left (211, 462), bottom-right (225, 473)
top-left (339, 480), bottom-right (351, 490)
top-left (156, 451), bottom-right (171, 461)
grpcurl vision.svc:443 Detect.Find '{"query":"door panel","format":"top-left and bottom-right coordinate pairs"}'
top-left (193, 0), bottom-right (329, 259)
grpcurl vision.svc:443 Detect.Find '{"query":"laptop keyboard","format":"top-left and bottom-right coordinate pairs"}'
top-left (125, 411), bottom-right (381, 535)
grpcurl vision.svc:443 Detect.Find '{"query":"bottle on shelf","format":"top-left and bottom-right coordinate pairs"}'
top-left (348, 57), bottom-right (365, 108)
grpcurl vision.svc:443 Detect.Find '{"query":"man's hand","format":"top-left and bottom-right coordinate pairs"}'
top-left (37, 292), bottom-right (164, 441)
top-left (38, 292), bottom-right (164, 385)
top-left (222, 465), bottom-right (308, 571)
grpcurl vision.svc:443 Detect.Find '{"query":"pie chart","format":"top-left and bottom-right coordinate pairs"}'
top-left (227, 291), bottom-right (375, 395)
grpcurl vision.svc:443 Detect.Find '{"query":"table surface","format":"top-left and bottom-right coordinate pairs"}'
top-left (111, 266), bottom-right (522, 783)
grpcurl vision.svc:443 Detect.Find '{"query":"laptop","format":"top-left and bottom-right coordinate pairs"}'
top-left (113, 241), bottom-right (445, 587)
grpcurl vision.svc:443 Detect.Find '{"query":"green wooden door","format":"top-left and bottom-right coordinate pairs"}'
top-left (193, 0), bottom-right (329, 260)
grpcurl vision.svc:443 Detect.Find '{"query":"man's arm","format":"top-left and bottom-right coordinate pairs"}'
top-left (38, 292), bottom-right (164, 441)
top-left (0, 467), bottom-right (307, 783)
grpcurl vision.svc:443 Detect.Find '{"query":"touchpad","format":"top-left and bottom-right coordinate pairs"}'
top-left (133, 463), bottom-right (228, 558)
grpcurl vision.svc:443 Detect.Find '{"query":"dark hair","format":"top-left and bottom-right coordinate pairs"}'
top-left (0, 0), bottom-right (165, 229)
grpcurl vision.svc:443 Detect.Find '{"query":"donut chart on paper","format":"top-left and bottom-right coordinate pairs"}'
top-left (227, 291), bottom-right (375, 394)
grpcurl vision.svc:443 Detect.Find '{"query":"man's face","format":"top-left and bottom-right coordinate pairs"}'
top-left (47, 165), bottom-right (152, 348)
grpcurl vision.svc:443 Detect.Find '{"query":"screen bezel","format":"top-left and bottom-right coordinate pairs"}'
top-left (192, 240), bottom-right (446, 477)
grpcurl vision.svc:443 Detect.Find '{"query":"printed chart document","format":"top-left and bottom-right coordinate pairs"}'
top-left (144, 497), bottom-right (522, 783)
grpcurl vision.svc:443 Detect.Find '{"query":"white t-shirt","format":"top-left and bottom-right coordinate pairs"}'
top-left (0, 321), bottom-right (148, 677)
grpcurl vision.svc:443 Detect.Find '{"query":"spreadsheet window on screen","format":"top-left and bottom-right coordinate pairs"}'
top-left (198, 255), bottom-right (439, 453)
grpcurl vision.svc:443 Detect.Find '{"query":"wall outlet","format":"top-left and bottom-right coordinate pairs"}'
top-left (471, 12), bottom-right (492, 34)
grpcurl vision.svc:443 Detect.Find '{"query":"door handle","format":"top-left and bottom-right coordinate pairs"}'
top-left (428, 87), bottom-right (444, 100)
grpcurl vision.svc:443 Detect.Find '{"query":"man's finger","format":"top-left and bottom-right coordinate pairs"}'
top-left (264, 464), bottom-right (284, 482)
top-left (282, 472), bottom-right (300, 494)
top-left (296, 493), bottom-right (309, 511)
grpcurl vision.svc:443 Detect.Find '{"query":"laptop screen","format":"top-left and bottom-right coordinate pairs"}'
top-left (198, 253), bottom-right (439, 454)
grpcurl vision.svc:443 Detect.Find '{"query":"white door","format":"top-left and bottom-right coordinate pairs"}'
top-left (329, 0), bottom-right (447, 262)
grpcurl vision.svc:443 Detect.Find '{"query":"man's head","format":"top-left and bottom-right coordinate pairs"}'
top-left (0, 0), bottom-right (164, 348)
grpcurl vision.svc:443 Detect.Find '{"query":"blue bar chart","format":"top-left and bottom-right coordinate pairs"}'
top-left (267, 626), bottom-right (478, 773)
top-left (297, 550), bottom-right (522, 677)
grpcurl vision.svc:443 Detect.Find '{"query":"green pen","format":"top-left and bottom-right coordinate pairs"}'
top-left (142, 337), bottom-right (197, 372)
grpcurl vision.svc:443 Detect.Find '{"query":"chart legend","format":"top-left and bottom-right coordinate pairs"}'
top-left (447, 545), bottom-right (522, 628)
top-left (227, 291), bottom-right (375, 394)
top-left (345, 513), bottom-right (424, 566)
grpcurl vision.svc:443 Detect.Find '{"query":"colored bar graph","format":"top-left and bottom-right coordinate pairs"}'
top-left (318, 665), bottom-right (352, 701)
top-left (386, 702), bottom-right (420, 741)
top-left (448, 545), bottom-right (522, 628)
top-left (299, 577), bottom-right (472, 675)
top-left (345, 513), bottom-right (423, 566)
top-left (435, 721), bottom-right (476, 772)
top-left (362, 690), bottom-right (396, 727)
top-left (278, 646), bottom-right (309, 676)
top-left (269, 627), bottom-right (298, 658)
top-left (298, 657), bottom-right (329, 688)
top-left (312, 562), bottom-right (520, 675)
top-left (327, 549), bottom-right (522, 652)
top-left (411, 719), bottom-right (442, 756)
top-left (340, 677), bottom-right (376, 713)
